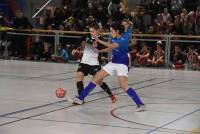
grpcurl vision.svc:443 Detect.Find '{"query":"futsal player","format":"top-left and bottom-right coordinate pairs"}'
top-left (73, 23), bottom-right (145, 112)
top-left (72, 23), bottom-right (116, 103)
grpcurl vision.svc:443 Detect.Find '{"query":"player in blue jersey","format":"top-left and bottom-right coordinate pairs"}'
top-left (73, 23), bottom-right (145, 112)
top-left (121, 19), bottom-right (133, 41)
top-left (73, 23), bottom-right (116, 103)
top-left (121, 19), bottom-right (133, 70)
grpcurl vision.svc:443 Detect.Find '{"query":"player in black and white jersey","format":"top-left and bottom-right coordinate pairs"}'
top-left (72, 23), bottom-right (116, 103)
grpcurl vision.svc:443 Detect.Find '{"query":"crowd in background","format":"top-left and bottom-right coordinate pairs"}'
top-left (0, 0), bottom-right (200, 69)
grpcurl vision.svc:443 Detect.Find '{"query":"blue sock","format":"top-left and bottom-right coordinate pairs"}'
top-left (79, 82), bottom-right (96, 100)
top-left (127, 88), bottom-right (144, 107)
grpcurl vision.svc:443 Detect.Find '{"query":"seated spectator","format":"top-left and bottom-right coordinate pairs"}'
top-left (30, 36), bottom-right (43, 61)
top-left (129, 44), bottom-right (138, 65)
top-left (170, 45), bottom-right (186, 69)
top-left (39, 42), bottom-right (52, 61)
top-left (193, 55), bottom-right (200, 70)
top-left (149, 41), bottom-right (165, 67)
top-left (135, 43), bottom-right (150, 66)
top-left (54, 44), bottom-right (69, 63)
top-left (186, 45), bottom-right (199, 69)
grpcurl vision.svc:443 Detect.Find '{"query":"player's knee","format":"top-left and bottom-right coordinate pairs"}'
top-left (120, 84), bottom-right (128, 91)
top-left (76, 73), bottom-right (84, 81)
top-left (91, 77), bottom-right (99, 85)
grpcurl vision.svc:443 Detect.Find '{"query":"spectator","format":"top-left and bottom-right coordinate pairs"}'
top-left (170, 45), bottom-right (186, 69)
top-left (170, 0), bottom-right (183, 17)
top-left (39, 42), bottom-right (52, 61)
top-left (11, 10), bottom-right (32, 58)
top-left (173, 15), bottom-right (182, 34)
top-left (193, 55), bottom-right (200, 70)
top-left (30, 36), bottom-right (43, 61)
top-left (142, 9), bottom-right (152, 33)
top-left (180, 8), bottom-right (188, 22)
top-left (135, 43), bottom-right (150, 66)
top-left (157, 8), bottom-right (172, 33)
top-left (54, 7), bottom-right (65, 29)
top-left (149, 41), bottom-right (165, 67)
top-left (54, 44), bottom-right (69, 63)
top-left (195, 16), bottom-right (200, 35)
top-left (12, 10), bottom-right (32, 29)
top-left (149, 0), bottom-right (161, 20)
top-left (44, 8), bottom-right (55, 29)
top-left (186, 45), bottom-right (199, 69)
top-left (129, 44), bottom-right (138, 65)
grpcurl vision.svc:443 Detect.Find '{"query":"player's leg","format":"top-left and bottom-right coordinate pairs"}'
top-left (116, 64), bottom-right (145, 111)
top-left (76, 71), bottom-right (85, 95)
top-left (73, 68), bottom-right (110, 105)
top-left (118, 76), bottom-right (145, 111)
top-left (76, 63), bottom-right (88, 95)
top-left (96, 80), bottom-right (116, 103)
top-left (91, 65), bottom-right (116, 103)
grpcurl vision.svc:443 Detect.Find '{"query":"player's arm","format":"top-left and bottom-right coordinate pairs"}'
top-left (79, 40), bottom-right (85, 54)
top-left (93, 35), bottom-right (119, 49)
top-left (97, 47), bottom-right (112, 53)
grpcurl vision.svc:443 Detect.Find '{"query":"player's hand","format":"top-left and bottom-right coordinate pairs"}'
top-left (92, 34), bottom-right (99, 42)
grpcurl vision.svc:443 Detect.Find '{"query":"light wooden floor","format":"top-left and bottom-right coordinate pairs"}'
top-left (0, 60), bottom-right (199, 134)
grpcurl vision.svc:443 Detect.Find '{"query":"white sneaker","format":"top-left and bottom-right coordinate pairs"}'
top-left (72, 97), bottom-right (84, 105)
top-left (134, 105), bottom-right (145, 112)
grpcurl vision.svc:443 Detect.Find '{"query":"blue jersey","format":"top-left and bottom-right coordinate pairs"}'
top-left (123, 26), bottom-right (133, 41)
top-left (111, 36), bottom-right (129, 66)
top-left (60, 49), bottom-right (69, 61)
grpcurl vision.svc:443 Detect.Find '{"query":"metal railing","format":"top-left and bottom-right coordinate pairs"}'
top-left (1, 28), bottom-right (200, 67)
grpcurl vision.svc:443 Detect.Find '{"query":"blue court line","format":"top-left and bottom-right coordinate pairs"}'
top-left (0, 78), bottom-right (172, 127)
top-left (89, 78), bottom-right (156, 96)
top-left (0, 100), bottom-right (67, 118)
top-left (0, 78), bottom-right (155, 118)
top-left (145, 107), bottom-right (200, 134)
top-left (5, 116), bottom-right (184, 134)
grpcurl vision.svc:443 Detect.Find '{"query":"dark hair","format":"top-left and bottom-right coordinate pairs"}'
top-left (122, 19), bottom-right (129, 23)
top-left (89, 22), bottom-right (100, 30)
top-left (59, 43), bottom-right (65, 49)
top-left (110, 22), bottom-right (125, 35)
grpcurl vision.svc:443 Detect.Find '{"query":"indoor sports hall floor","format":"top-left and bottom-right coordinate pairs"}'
top-left (0, 60), bottom-right (199, 134)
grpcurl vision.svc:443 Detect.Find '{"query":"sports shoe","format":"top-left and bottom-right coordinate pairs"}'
top-left (110, 94), bottom-right (116, 103)
top-left (134, 105), bottom-right (145, 112)
top-left (72, 97), bottom-right (84, 105)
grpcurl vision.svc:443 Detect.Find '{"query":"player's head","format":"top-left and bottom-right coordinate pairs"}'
top-left (110, 23), bottom-right (124, 38)
top-left (121, 19), bottom-right (130, 29)
top-left (89, 23), bottom-right (100, 36)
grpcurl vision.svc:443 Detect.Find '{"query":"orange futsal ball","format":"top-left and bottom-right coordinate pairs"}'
top-left (56, 88), bottom-right (66, 98)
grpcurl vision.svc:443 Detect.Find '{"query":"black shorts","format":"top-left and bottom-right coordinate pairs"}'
top-left (77, 63), bottom-right (101, 76)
